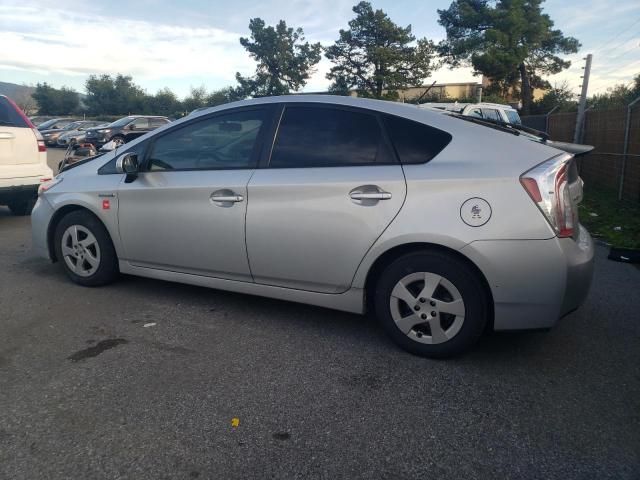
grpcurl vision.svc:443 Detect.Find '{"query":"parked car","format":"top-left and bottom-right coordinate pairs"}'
top-left (32, 95), bottom-right (594, 357)
top-left (37, 117), bottom-right (77, 132)
top-left (0, 95), bottom-right (53, 215)
top-left (29, 116), bottom-right (54, 127)
top-left (419, 102), bottom-right (522, 125)
top-left (41, 120), bottom-right (92, 146)
top-left (84, 115), bottom-right (170, 147)
top-left (56, 121), bottom-right (108, 147)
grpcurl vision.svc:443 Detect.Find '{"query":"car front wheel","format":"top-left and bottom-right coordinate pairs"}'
top-left (54, 210), bottom-right (119, 286)
top-left (374, 251), bottom-right (489, 358)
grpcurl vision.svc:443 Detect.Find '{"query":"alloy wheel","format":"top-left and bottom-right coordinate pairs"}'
top-left (61, 225), bottom-right (101, 277)
top-left (389, 272), bottom-right (466, 344)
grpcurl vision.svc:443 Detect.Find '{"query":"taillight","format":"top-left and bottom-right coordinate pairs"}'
top-left (32, 128), bottom-right (47, 152)
top-left (520, 154), bottom-right (580, 238)
top-left (38, 177), bottom-right (62, 195)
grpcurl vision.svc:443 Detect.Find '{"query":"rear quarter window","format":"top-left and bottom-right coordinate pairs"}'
top-left (0, 97), bottom-right (30, 128)
top-left (383, 115), bottom-right (452, 165)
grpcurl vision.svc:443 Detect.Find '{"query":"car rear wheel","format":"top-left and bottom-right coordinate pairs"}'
top-left (8, 197), bottom-right (36, 216)
top-left (54, 210), bottom-right (119, 286)
top-left (374, 251), bottom-right (489, 358)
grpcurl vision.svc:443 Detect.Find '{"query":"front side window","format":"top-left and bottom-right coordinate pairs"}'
top-left (468, 108), bottom-right (483, 118)
top-left (269, 106), bottom-right (394, 168)
top-left (383, 115), bottom-right (452, 165)
top-left (146, 109), bottom-right (265, 171)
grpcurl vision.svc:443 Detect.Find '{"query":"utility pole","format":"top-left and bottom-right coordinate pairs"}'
top-left (573, 53), bottom-right (592, 144)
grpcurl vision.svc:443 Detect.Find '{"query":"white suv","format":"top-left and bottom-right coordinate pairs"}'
top-left (0, 95), bottom-right (53, 215)
top-left (418, 102), bottom-right (522, 125)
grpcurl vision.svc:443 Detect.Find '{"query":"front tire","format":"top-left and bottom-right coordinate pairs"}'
top-left (54, 210), bottom-right (119, 286)
top-left (374, 250), bottom-right (489, 358)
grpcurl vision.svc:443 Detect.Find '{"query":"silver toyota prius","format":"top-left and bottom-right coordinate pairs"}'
top-left (31, 95), bottom-right (594, 357)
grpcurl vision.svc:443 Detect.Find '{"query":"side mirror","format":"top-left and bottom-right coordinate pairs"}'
top-left (116, 153), bottom-right (139, 183)
top-left (128, 124), bottom-right (136, 130)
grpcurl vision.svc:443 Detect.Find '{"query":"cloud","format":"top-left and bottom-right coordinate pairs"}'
top-left (0, 5), bottom-right (255, 92)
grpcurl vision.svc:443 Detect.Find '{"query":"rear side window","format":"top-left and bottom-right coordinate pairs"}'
top-left (481, 109), bottom-right (500, 122)
top-left (150, 118), bottom-right (169, 128)
top-left (131, 118), bottom-right (150, 129)
top-left (269, 106), bottom-right (395, 168)
top-left (383, 115), bottom-right (452, 165)
top-left (0, 97), bottom-right (30, 128)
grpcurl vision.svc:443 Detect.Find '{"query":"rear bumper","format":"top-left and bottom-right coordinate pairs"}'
top-left (460, 225), bottom-right (594, 330)
top-left (0, 183), bottom-right (38, 203)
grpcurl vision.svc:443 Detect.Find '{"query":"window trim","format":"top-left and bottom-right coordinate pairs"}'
top-left (136, 105), bottom-right (276, 173)
top-left (264, 103), bottom-right (400, 169)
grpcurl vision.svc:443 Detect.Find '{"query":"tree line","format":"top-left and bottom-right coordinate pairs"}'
top-left (28, 1), bottom-right (630, 118)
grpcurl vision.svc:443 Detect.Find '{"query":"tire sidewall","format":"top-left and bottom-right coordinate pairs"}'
top-left (53, 211), bottom-right (118, 286)
top-left (374, 251), bottom-right (488, 358)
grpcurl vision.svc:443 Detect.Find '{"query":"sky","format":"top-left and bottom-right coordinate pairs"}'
top-left (0, 0), bottom-right (638, 99)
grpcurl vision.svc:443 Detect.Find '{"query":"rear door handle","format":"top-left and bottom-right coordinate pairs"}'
top-left (210, 190), bottom-right (244, 204)
top-left (0, 132), bottom-right (15, 140)
top-left (350, 191), bottom-right (392, 200)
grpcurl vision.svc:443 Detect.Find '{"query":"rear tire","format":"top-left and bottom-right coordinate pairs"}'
top-left (53, 210), bottom-right (119, 286)
top-left (374, 250), bottom-right (489, 358)
top-left (8, 197), bottom-right (36, 216)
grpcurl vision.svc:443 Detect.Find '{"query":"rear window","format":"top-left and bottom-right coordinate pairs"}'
top-left (0, 97), bottom-right (30, 128)
top-left (383, 115), bottom-right (452, 165)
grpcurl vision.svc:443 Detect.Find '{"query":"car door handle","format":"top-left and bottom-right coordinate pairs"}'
top-left (349, 191), bottom-right (392, 200)
top-left (210, 192), bottom-right (244, 203)
top-left (0, 132), bottom-right (15, 140)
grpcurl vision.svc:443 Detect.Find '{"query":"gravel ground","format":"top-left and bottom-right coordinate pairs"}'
top-left (0, 148), bottom-right (638, 479)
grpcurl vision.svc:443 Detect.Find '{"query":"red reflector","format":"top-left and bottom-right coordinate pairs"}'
top-left (520, 177), bottom-right (542, 202)
top-left (38, 143), bottom-right (47, 152)
top-left (102, 199), bottom-right (110, 210)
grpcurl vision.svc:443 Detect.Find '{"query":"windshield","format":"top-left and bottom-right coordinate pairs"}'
top-left (108, 117), bottom-right (134, 128)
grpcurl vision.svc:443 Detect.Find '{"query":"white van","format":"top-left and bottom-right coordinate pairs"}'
top-left (0, 95), bottom-right (53, 215)
top-left (418, 102), bottom-right (522, 125)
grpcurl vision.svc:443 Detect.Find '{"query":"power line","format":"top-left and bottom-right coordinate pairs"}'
top-left (607, 40), bottom-right (640, 62)
top-left (593, 17), bottom-right (640, 53)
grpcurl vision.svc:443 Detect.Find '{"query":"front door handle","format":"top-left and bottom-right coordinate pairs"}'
top-left (211, 190), bottom-right (244, 205)
top-left (350, 191), bottom-right (392, 200)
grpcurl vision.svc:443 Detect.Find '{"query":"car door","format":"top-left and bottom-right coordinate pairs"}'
top-left (245, 104), bottom-right (407, 294)
top-left (117, 106), bottom-right (273, 281)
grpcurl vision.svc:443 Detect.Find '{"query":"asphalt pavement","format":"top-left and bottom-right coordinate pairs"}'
top-left (0, 148), bottom-right (639, 479)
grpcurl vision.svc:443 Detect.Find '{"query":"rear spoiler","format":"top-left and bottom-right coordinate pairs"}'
top-left (545, 141), bottom-right (594, 157)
